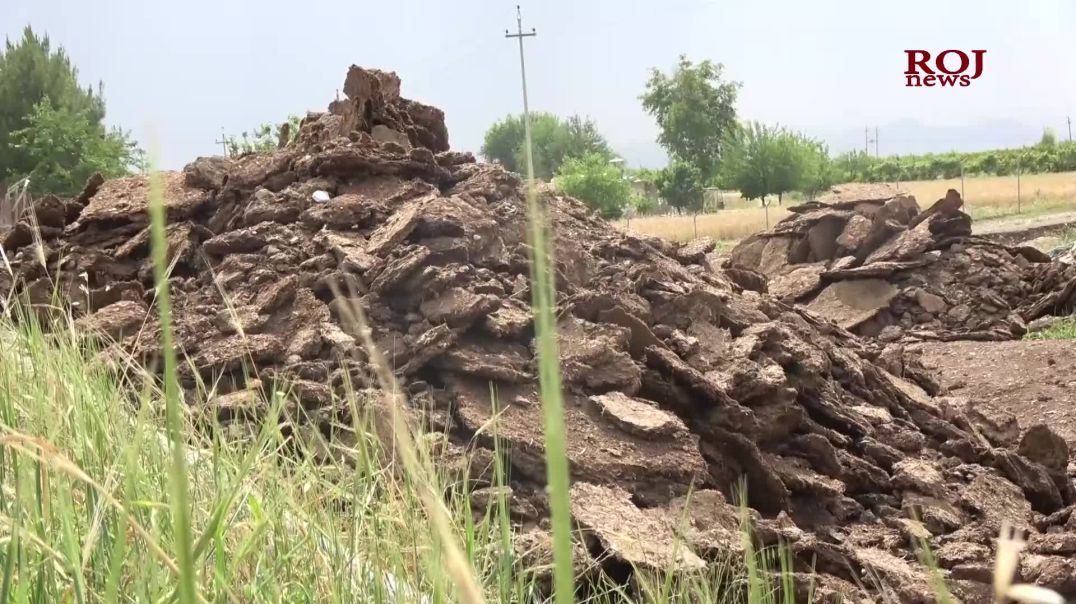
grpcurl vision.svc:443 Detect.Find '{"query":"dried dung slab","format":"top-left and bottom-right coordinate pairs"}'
top-left (75, 172), bottom-right (211, 226)
top-left (769, 263), bottom-right (826, 301)
top-left (805, 279), bottom-right (897, 330)
top-left (569, 482), bottom-right (705, 572)
top-left (588, 391), bottom-right (688, 439)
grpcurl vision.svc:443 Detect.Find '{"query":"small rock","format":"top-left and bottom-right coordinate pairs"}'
top-left (915, 289), bottom-right (947, 314)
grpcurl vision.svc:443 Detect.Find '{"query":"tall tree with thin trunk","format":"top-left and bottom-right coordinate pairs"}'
top-left (640, 55), bottom-right (741, 182)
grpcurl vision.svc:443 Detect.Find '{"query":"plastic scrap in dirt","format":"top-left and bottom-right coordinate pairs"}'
top-left (2, 65), bottom-right (1076, 601)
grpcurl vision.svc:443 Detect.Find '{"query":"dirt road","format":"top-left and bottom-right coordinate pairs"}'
top-left (974, 211), bottom-right (1076, 236)
top-left (915, 339), bottom-right (1076, 444)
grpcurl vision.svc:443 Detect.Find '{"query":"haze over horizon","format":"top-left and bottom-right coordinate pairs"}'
top-left (2, 0), bottom-right (1073, 170)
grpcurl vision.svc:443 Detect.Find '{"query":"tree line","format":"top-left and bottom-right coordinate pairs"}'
top-left (833, 135), bottom-right (1076, 183)
top-left (481, 57), bottom-right (1076, 218)
top-left (481, 55), bottom-right (838, 216)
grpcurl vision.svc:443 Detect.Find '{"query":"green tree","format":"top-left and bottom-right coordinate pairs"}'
top-left (0, 28), bottom-right (138, 194)
top-left (554, 152), bottom-right (630, 219)
top-left (10, 97), bottom-right (136, 194)
top-left (225, 115), bottom-right (302, 157)
top-left (723, 122), bottom-right (778, 206)
top-left (800, 140), bottom-right (837, 197)
top-left (480, 113), bottom-right (612, 179)
top-left (640, 55), bottom-right (741, 180)
top-left (772, 131), bottom-right (835, 203)
top-left (629, 193), bottom-right (656, 216)
top-left (1039, 128), bottom-right (1058, 148)
top-left (724, 123), bottom-right (834, 205)
top-left (832, 150), bottom-right (877, 183)
top-left (562, 115), bottom-right (612, 162)
top-left (655, 161), bottom-right (704, 214)
top-left (524, 113), bottom-right (568, 179)
top-left (480, 114), bottom-right (526, 172)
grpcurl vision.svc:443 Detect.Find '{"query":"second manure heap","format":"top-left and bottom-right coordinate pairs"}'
top-left (4, 66), bottom-right (1076, 600)
top-left (725, 188), bottom-right (1076, 341)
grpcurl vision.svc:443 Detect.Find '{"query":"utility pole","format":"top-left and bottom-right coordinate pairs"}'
top-left (506, 5), bottom-right (538, 188)
top-left (1068, 116), bottom-right (1072, 142)
top-left (214, 127), bottom-right (230, 158)
top-left (865, 126), bottom-right (878, 156)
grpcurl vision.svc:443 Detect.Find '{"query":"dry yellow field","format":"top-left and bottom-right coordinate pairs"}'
top-left (616, 171), bottom-right (1076, 243)
top-left (617, 206), bottom-right (792, 242)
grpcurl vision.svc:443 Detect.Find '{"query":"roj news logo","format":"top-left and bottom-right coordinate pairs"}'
top-left (904, 49), bottom-right (986, 87)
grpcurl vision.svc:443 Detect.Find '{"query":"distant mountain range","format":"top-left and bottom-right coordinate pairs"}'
top-left (612, 118), bottom-right (1068, 169)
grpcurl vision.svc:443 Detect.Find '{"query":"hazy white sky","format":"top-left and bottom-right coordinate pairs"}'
top-left (3, 0), bottom-right (1074, 168)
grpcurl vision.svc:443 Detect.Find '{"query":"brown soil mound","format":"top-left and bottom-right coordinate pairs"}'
top-left (3, 66), bottom-right (1076, 600)
top-left (725, 189), bottom-right (1076, 342)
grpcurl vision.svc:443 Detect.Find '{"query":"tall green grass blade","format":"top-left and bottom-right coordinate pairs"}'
top-left (146, 156), bottom-right (198, 603)
top-left (1, 526), bottom-right (17, 603)
top-left (520, 97), bottom-right (574, 604)
top-left (102, 520), bottom-right (126, 604)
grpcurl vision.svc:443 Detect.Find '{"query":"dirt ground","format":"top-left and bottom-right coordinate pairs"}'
top-left (916, 339), bottom-right (1076, 444)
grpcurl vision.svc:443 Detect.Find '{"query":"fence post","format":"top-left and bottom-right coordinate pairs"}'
top-left (693, 213), bottom-right (698, 239)
top-left (960, 164), bottom-right (965, 203)
top-left (1017, 159), bottom-right (1022, 214)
